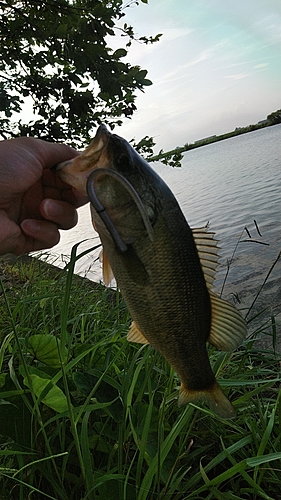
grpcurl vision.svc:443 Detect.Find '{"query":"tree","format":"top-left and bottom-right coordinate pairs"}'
top-left (0, 0), bottom-right (161, 147)
top-left (267, 109), bottom-right (281, 125)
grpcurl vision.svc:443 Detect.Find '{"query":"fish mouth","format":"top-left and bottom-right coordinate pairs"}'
top-left (85, 124), bottom-right (111, 159)
top-left (55, 124), bottom-right (113, 194)
top-left (95, 123), bottom-right (111, 140)
top-left (56, 124), bottom-right (111, 172)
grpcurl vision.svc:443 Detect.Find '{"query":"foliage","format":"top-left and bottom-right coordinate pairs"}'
top-left (267, 109), bottom-right (281, 125)
top-left (0, 0), bottom-right (161, 147)
top-left (0, 245), bottom-right (281, 499)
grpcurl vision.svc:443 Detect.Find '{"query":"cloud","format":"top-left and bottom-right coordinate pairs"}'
top-left (224, 73), bottom-right (250, 80)
top-left (161, 26), bottom-right (193, 41)
top-left (152, 48), bottom-right (215, 87)
top-left (115, 0), bottom-right (281, 151)
top-left (254, 63), bottom-right (269, 69)
top-left (253, 14), bottom-right (281, 47)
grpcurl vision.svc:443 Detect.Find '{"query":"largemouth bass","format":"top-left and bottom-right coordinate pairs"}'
top-left (57, 125), bottom-right (246, 419)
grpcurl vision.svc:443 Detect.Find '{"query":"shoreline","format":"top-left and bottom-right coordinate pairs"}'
top-left (1, 251), bottom-right (280, 352)
top-left (0, 252), bottom-right (108, 294)
top-left (148, 122), bottom-right (278, 163)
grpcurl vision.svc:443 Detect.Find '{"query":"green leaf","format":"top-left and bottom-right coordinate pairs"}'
top-left (246, 453), bottom-right (281, 467)
top-left (141, 78), bottom-right (153, 86)
top-left (73, 371), bottom-right (124, 422)
top-left (113, 48), bottom-right (127, 59)
top-left (23, 370), bottom-right (69, 413)
top-left (0, 0), bottom-right (163, 147)
top-left (136, 69), bottom-right (148, 80)
top-left (0, 373), bottom-right (7, 388)
top-left (55, 24), bottom-right (68, 38)
top-left (27, 334), bottom-right (68, 367)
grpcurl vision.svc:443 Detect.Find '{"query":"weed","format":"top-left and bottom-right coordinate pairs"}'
top-left (0, 243), bottom-right (280, 500)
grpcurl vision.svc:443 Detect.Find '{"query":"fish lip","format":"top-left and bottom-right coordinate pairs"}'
top-left (54, 124), bottom-right (111, 173)
top-left (96, 123), bottom-right (111, 140)
top-left (90, 124), bottom-right (111, 154)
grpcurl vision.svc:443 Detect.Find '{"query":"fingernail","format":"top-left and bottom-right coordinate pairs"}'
top-left (21, 220), bottom-right (41, 234)
top-left (43, 199), bottom-right (63, 217)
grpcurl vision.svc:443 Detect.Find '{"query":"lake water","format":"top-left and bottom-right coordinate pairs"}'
top-left (45, 124), bottom-right (281, 329)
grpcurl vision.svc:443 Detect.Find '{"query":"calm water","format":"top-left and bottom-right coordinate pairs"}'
top-left (47, 124), bottom-right (281, 299)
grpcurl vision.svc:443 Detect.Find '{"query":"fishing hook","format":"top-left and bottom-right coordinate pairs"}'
top-left (86, 168), bottom-right (154, 254)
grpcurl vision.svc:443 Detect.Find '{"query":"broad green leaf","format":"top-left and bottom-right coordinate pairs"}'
top-left (113, 48), bottom-right (127, 59)
top-left (73, 371), bottom-right (124, 422)
top-left (142, 78), bottom-right (153, 86)
top-left (23, 372), bottom-right (69, 413)
top-left (27, 334), bottom-right (68, 367)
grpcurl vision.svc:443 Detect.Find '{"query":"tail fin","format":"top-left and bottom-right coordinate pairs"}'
top-left (178, 380), bottom-right (236, 419)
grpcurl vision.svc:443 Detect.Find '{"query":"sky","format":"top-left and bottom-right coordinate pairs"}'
top-left (112, 0), bottom-right (281, 151)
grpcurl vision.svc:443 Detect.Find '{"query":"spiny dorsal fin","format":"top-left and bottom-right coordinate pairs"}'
top-left (99, 249), bottom-right (115, 286)
top-left (192, 226), bottom-right (220, 290)
top-left (208, 290), bottom-right (247, 351)
top-left (127, 321), bottom-right (150, 344)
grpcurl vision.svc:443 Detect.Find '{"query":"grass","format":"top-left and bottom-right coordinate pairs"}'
top-left (0, 243), bottom-right (280, 500)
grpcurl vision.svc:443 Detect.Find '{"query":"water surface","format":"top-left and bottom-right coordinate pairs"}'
top-left (49, 124), bottom-right (280, 293)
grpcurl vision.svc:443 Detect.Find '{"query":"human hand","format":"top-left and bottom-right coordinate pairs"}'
top-left (0, 137), bottom-right (88, 255)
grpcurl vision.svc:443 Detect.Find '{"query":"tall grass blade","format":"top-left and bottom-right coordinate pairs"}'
top-left (245, 250), bottom-right (281, 320)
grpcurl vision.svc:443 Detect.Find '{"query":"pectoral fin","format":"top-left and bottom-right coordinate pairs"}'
top-left (127, 321), bottom-right (150, 344)
top-left (208, 291), bottom-right (247, 351)
top-left (99, 249), bottom-right (115, 286)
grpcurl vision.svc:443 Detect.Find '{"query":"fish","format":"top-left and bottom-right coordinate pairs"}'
top-left (56, 124), bottom-right (247, 419)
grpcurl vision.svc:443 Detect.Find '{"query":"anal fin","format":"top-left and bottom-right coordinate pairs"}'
top-left (208, 290), bottom-right (247, 351)
top-left (127, 321), bottom-right (150, 344)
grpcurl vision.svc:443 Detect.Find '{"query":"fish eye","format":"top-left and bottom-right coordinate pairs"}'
top-left (116, 154), bottom-right (130, 170)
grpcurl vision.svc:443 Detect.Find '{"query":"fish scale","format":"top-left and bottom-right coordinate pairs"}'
top-left (56, 124), bottom-right (247, 419)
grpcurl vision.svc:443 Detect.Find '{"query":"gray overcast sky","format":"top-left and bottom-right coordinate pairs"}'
top-left (113, 0), bottom-right (281, 150)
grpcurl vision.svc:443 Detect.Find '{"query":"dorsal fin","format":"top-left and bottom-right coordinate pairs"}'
top-left (192, 226), bottom-right (246, 351)
top-left (127, 321), bottom-right (150, 344)
top-left (99, 249), bottom-right (115, 286)
top-left (192, 226), bottom-right (220, 289)
top-left (208, 290), bottom-right (247, 351)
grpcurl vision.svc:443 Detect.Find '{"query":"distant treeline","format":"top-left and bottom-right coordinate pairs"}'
top-left (148, 108), bottom-right (281, 165)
